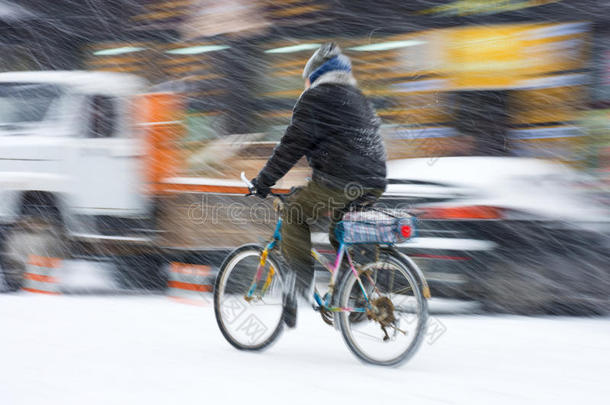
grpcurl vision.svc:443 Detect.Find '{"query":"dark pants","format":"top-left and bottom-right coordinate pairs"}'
top-left (281, 181), bottom-right (383, 296)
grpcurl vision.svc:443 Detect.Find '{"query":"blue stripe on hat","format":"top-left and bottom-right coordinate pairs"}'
top-left (308, 55), bottom-right (352, 84)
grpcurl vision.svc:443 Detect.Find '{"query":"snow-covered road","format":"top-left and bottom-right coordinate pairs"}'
top-left (1, 294), bottom-right (608, 405)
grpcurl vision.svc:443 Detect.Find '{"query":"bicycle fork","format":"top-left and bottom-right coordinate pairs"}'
top-left (245, 247), bottom-right (276, 302)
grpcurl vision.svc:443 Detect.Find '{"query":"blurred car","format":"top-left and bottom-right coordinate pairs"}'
top-left (382, 157), bottom-right (610, 314)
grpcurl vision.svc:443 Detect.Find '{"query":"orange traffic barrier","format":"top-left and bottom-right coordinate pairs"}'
top-left (167, 262), bottom-right (212, 306)
top-left (22, 255), bottom-right (61, 295)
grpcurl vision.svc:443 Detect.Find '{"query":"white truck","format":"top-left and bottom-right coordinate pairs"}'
top-left (0, 70), bottom-right (283, 291)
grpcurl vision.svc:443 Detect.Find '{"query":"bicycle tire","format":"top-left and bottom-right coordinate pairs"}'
top-left (336, 249), bottom-right (428, 366)
top-left (214, 244), bottom-right (285, 351)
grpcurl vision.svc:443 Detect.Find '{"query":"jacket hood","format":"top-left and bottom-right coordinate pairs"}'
top-left (309, 70), bottom-right (357, 89)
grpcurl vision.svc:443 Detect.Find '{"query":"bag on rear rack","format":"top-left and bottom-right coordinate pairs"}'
top-left (336, 210), bottom-right (416, 245)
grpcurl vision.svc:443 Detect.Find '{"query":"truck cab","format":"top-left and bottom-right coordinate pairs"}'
top-left (0, 71), bottom-right (153, 290)
top-left (0, 71), bottom-right (150, 233)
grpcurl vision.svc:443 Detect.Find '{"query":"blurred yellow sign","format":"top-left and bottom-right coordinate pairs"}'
top-left (444, 22), bottom-right (588, 89)
top-left (418, 0), bottom-right (561, 16)
top-left (446, 25), bottom-right (528, 88)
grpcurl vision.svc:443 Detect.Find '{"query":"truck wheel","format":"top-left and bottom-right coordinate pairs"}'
top-left (114, 254), bottom-right (168, 292)
top-left (0, 217), bottom-right (66, 292)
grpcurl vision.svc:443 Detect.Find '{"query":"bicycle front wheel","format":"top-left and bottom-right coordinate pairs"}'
top-left (214, 244), bottom-right (285, 351)
top-left (336, 250), bottom-right (428, 366)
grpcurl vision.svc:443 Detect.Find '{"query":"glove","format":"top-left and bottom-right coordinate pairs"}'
top-left (251, 177), bottom-right (270, 198)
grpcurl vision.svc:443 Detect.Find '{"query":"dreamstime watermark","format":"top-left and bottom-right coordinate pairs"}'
top-left (221, 296), bottom-right (269, 345)
top-left (188, 197), bottom-right (275, 226)
top-left (344, 182), bottom-right (365, 200)
top-left (187, 183), bottom-right (415, 226)
top-left (425, 316), bottom-right (447, 345)
top-left (399, 306), bottom-right (448, 345)
top-left (219, 295), bottom-right (447, 347)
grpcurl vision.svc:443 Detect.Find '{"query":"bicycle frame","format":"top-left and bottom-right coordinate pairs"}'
top-left (245, 216), bottom-right (371, 313)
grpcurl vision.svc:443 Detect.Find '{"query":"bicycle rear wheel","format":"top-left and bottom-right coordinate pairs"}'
top-left (214, 244), bottom-right (285, 351)
top-left (336, 250), bottom-right (428, 366)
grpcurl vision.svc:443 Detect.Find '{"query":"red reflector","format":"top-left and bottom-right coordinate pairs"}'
top-left (420, 206), bottom-right (502, 220)
top-left (400, 225), bottom-right (412, 238)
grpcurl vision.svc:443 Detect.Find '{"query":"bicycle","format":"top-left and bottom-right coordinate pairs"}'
top-left (214, 172), bottom-right (430, 366)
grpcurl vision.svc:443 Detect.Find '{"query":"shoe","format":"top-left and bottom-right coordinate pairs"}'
top-left (282, 270), bottom-right (299, 328)
top-left (282, 292), bottom-right (297, 328)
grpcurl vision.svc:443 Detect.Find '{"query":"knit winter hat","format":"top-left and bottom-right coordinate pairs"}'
top-left (302, 42), bottom-right (351, 81)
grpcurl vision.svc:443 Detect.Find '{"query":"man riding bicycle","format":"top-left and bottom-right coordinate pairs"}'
top-left (251, 43), bottom-right (387, 327)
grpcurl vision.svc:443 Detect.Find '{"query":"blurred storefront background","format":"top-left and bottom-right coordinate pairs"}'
top-left (1, 0), bottom-right (609, 183)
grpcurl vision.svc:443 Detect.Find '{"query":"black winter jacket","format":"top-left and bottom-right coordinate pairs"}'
top-left (256, 83), bottom-right (387, 191)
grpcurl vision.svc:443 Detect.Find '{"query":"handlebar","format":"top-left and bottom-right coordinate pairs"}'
top-left (240, 171), bottom-right (291, 201)
top-left (240, 171), bottom-right (255, 191)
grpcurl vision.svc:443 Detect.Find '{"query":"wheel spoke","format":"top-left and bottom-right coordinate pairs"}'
top-left (337, 253), bottom-right (428, 366)
top-left (389, 285), bottom-right (414, 296)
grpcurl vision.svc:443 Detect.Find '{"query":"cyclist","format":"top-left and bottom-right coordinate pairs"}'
top-left (251, 43), bottom-right (387, 327)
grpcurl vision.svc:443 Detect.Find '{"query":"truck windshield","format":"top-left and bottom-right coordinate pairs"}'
top-left (0, 83), bottom-right (62, 126)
